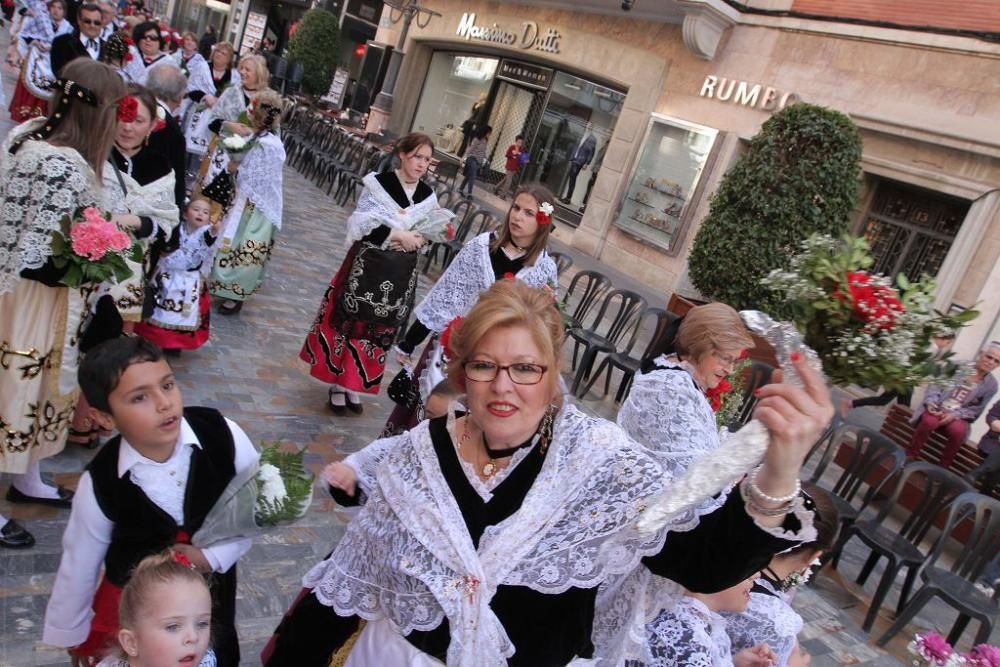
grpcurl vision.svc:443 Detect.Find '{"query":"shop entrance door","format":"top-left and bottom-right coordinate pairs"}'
top-left (480, 81), bottom-right (544, 189)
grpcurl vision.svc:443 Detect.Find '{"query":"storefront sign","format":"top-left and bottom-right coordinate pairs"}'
top-left (699, 75), bottom-right (801, 112)
top-left (240, 11), bottom-right (267, 56)
top-left (456, 13), bottom-right (561, 54)
top-left (496, 59), bottom-right (553, 90)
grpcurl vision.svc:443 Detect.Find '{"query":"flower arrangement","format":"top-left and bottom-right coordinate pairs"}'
top-left (410, 208), bottom-right (457, 244)
top-left (762, 235), bottom-right (976, 393)
top-left (191, 443), bottom-right (314, 548)
top-left (706, 352), bottom-right (751, 429)
top-left (440, 315), bottom-right (463, 363)
top-left (49, 207), bottom-right (142, 287)
top-left (908, 633), bottom-right (1000, 667)
top-left (221, 133), bottom-right (254, 157)
top-left (536, 202), bottom-right (554, 226)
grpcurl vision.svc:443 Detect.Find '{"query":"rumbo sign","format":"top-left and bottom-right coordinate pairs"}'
top-left (699, 75), bottom-right (801, 112)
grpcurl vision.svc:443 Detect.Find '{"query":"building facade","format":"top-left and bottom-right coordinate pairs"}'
top-left (372, 0), bottom-right (1000, 367)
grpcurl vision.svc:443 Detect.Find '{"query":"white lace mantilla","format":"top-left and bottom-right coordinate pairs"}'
top-left (617, 360), bottom-right (729, 521)
top-left (176, 51), bottom-right (215, 118)
top-left (722, 580), bottom-right (803, 667)
top-left (305, 404), bottom-right (685, 667)
top-left (209, 84), bottom-right (250, 126)
top-left (0, 122), bottom-right (102, 295)
top-left (413, 232), bottom-right (559, 332)
top-left (643, 597), bottom-right (733, 667)
top-left (236, 132), bottom-right (285, 228)
top-left (345, 172), bottom-right (441, 246)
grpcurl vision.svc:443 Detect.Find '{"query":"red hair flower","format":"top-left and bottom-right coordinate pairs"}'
top-left (439, 316), bottom-right (463, 362)
top-left (117, 96), bottom-right (138, 123)
top-left (124, 36), bottom-right (134, 45)
top-left (171, 550), bottom-right (195, 569)
top-left (503, 272), bottom-right (515, 280)
top-left (536, 201), bottom-right (554, 226)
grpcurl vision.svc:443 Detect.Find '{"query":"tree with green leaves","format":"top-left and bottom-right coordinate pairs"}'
top-left (287, 8), bottom-right (340, 96)
top-left (688, 103), bottom-right (862, 317)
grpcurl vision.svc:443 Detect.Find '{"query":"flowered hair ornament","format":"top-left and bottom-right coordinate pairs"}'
top-left (536, 201), bottom-right (554, 226)
top-left (117, 95), bottom-right (139, 122)
top-left (170, 550), bottom-right (197, 570)
top-left (9, 78), bottom-right (100, 155)
top-left (440, 316), bottom-right (463, 363)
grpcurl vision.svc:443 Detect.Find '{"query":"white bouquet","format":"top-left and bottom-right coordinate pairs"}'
top-left (410, 208), bottom-right (457, 245)
top-left (191, 443), bottom-right (314, 548)
top-left (220, 133), bottom-right (255, 163)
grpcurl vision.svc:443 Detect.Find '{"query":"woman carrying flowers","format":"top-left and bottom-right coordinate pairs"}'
top-left (0, 59), bottom-right (127, 549)
top-left (205, 88), bottom-right (285, 315)
top-left (382, 183), bottom-right (558, 434)
top-left (300, 133), bottom-right (442, 414)
top-left (618, 303), bottom-right (755, 515)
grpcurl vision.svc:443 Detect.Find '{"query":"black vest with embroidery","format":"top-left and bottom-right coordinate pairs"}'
top-left (87, 406), bottom-right (236, 585)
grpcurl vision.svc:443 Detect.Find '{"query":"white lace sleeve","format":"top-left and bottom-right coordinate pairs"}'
top-left (344, 432), bottom-right (408, 499)
top-left (0, 140), bottom-right (98, 295)
top-left (643, 598), bottom-right (732, 667)
top-left (413, 233), bottom-right (493, 331)
top-left (210, 85), bottom-right (247, 125)
top-left (185, 53), bottom-right (215, 97)
top-left (236, 132), bottom-right (284, 229)
top-left (722, 590), bottom-right (803, 667)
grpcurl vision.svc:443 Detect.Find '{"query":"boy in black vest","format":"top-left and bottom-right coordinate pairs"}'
top-left (42, 337), bottom-right (258, 667)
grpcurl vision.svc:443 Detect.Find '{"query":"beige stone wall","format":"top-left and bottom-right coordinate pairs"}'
top-left (380, 1), bottom-right (1000, 326)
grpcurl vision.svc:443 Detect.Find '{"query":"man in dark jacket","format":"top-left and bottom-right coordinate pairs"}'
top-left (198, 24), bottom-right (216, 58)
top-left (145, 63), bottom-right (189, 210)
top-left (49, 2), bottom-right (102, 75)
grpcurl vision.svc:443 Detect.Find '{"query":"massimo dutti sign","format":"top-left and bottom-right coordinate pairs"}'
top-left (456, 13), bottom-right (561, 54)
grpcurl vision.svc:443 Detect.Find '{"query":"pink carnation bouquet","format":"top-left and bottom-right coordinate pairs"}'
top-left (50, 207), bottom-right (142, 287)
top-left (908, 633), bottom-right (1000, 667)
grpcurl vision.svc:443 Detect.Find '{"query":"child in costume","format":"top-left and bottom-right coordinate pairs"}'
top-left (43, 337), bottom-right (258, 667)
top-left (96, 550), bottom-right (218, 667)
top-left (136, 197), bottom-right (220, 353)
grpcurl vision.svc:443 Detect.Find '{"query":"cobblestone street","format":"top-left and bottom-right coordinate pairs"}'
top-left (0, 48), bottom-right (995, 667)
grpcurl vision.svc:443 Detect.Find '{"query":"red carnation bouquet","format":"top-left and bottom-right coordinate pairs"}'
top-left (50, 207), bottom-right (143, 287)
top-left (764, 235), bottom-right (975, 393)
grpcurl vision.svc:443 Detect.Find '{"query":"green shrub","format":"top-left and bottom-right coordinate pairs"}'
top-left (688, 103), bottom-right (862, 317)
top-left (287, 8), bottom-right (340, 95)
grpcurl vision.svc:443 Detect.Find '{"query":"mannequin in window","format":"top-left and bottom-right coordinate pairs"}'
top-left (578, 139), bottom-right (606, 213)
top-left (458, 92), bottom-right (487, 157)
top-left (561, 121), bottom-right (596, 205)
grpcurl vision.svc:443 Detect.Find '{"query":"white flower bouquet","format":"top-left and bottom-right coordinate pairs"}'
top-left (191, 443), bottom-right (314, 548)
top-left (410, 208), bottom-right (457, 245)
top-left (220, 133), bottom-right (256, 163)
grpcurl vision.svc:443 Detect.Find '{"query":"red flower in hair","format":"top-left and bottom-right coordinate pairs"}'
top-left (536, 201), bottom-right (554, 226)
top-left (503, 272), bottom-right (515, 280)
top-left (439, 316), bottom-right (463, 362)
top-left (117, 96), bottom-right (139, 123)
top-left (171, 550), bottom-right (195, 569)
top-left (124, 36), bottom-right (134, 45)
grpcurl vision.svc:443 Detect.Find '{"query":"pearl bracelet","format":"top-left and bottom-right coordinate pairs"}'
top-left (748, 465), bottom-right (801, 505)
top-left (739, 480), bottom-right (794, 517)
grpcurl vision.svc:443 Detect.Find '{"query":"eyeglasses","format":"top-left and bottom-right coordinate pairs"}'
top-left (79, 18), bottom-right (101, 25)
top-left (712, 350), bottom-right (741, 367)
top-left (141, 33), bottom-right (159, 41)
top-left (462, 360), bottom-right (548, 385)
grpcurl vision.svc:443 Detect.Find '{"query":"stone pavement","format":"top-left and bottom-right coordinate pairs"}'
top-left (0, 47), bottom-right (995, 667)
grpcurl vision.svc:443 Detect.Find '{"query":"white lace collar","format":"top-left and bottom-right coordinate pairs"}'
top-left (444, 409), bottom-right (538, 501)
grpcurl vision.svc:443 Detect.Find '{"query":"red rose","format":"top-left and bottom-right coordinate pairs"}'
top-left (445, 223), bottom-right (455, 240)
top-left (703, 378), bottom-right (733, 413)
top-left (440, 316), bottom-right (463, 362)
top-left (116, 95), bottom-right (138, 123)
top-left (503, 272), bottom-right (515, 280)
top-left (835, 271), bottom-right (904, 330)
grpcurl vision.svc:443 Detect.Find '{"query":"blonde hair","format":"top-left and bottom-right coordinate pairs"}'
top-left (449, 280), bottom-right (564, 399)
top-left (212, 41), bottom-right (235, 67)
top-left (181, 30), bottom-right (198, 45)
top-left (119, 552), bottom-right (209, 629)
top-left (47, 59), bottom-right (127, 175)
top-left (240, 54), bottom-right (270, 89)
top-left (490, 183), bottom-right (555, 267)
top-left (674, 302), bottom-right (754, 362)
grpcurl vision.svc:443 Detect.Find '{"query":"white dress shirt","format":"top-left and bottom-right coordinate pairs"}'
top-left (42, 417), bottom-right (258, 648)
top-left (79, 33), bottom-right (101, 59)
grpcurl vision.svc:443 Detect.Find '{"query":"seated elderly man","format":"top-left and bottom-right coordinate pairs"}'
top-left (908, 342), bottom-right (1000, 468)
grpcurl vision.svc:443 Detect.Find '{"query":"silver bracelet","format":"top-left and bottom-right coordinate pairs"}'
top-left (739, 480), bottom-right (794, 517)
top-left (748, 465), bottom-right (801, 504)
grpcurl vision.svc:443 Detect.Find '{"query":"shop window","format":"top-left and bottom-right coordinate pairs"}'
top-left (858, 181), bottom-right (969, 282)
top-left (410, 52), bottom-right (498, 154)
top-left (612, 114), bottom-right (718, 252)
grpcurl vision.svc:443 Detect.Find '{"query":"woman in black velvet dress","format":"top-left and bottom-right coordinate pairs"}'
top-left (265, 280), bottom-right (834, 666)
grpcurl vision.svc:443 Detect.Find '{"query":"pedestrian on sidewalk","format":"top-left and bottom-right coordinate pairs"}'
top-left (458, 124), bottom-right (490, 198)
top-left (300, 132), bottom-right (442, 415)
top-left (493, 134), bottom-right (523, 199)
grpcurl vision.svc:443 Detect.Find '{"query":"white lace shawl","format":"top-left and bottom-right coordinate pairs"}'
top-left (345, 172), bottom-right (441, 247)
top-left (304, 405), bottom-right (677, 667)
top-left (413, 232), bottom-right (559, 332)
top-left (209, 83), bottom-right (249, 125)
top-left (722, 581), bottom-right (802, 667)
top-left (102, 157), bottom-right (179, 238)
top-left (617, 358), bottom-right (728, 518)
top-left (134, 51), bottom-right (176, 86)
top-left (235, 132), bottom-right (285, 229)
top-left (643, 597), bottom-right (733, 667)
top-left (177, 51), bottom-right (214, 97)
top-left (0, 121), bottom-right (102, 295)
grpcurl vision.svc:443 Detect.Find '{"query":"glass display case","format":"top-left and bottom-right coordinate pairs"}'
top-left (613, 114), bottom-right (719, 253)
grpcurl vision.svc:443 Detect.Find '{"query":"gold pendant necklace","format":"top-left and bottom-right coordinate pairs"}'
top-left (481, 461), bottom-right (497, 478)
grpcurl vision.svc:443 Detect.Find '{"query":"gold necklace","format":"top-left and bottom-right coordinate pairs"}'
top-left (460, 419), bottom-right (500, 479)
